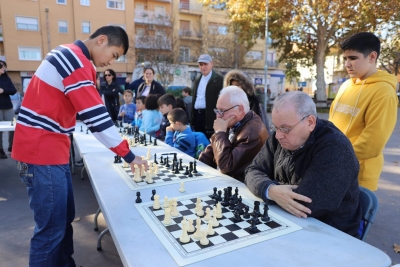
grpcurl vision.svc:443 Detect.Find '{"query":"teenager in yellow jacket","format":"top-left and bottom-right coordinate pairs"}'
top-left (329, 32), bottom-right (398, 191)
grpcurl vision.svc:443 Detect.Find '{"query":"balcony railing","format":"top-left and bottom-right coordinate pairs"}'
top-left (178, 55), bottom-right (197, 62)
top-left (178, 29), bottom-right (202, 38)
top-left (266, 60), bottom-right (279, 68)
top-left (134, 10), bottom-right (171, 26)
top-left (178, 2), bottom-right (203, 13)
top-left (135, 35), bottom-right (172, 50)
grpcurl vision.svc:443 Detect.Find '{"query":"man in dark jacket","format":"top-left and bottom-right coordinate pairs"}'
top-left (245, 91), bottom-right (361, 237)
top-left (199, 86), bottom-right (268, 182)
top-left (191, 54), bottom-right (223, 138)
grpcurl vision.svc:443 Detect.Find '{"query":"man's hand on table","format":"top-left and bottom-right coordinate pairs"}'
top-left (129, 157), bottom-right (149, 173)
top-left (268, 185), bottom-right (312, 218)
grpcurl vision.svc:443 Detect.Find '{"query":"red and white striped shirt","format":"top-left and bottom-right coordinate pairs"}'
top-left (12, 40), bottom-right (135, 165)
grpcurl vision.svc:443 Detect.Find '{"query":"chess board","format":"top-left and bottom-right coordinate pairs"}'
top-left (136, 190), bottom-right (302, 266)
top-left (114, 158), bottom-right (216, 190)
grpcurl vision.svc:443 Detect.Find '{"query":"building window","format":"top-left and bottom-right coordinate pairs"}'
top-left (107, 0), bottom-right (124, 10)
top-left (58, 20), bottom-right (68, 33)
top-left (18, 47), bottom-right (41, 61)
top-left (15, 16), bottom-right (38, 31)
top-left (136, 28), bottom-right (145, 36)
top-left (209, 47), bottom-right (227, 57)
top-left (179, 46), bottom-right (190, 62)
top-left (209, 23), bottom-right (227, 35)
top-left (82, 21), bottom-right (90, 34)
top-left (246, 51), bottom-right (263, 60)
top-left (115, 55), bottom-right (126, 63)
top-left (57, 0), bottom-right (66, 4)
top-left (80, 0), bottom-right (89, 5)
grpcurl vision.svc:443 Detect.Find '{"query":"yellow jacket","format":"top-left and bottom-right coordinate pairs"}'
top-left (329, 71), bottom-right (398, 191)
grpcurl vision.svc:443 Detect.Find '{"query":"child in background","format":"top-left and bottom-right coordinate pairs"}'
top-left (157, 93), bottom-right (176, 141)
top-left (140, 94), bottom-right (163, 136)
top-left (131, 95), bottom-right (146, 128)
top-left (118, 89), bottom-right (136, 124)
top-left (166, 108), bottom-right (196, 157)
top-left (181, 87), bottom-right (192, 124)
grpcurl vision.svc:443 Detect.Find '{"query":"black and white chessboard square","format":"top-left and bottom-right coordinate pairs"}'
top-left (149, 195), bottom-right (283, 253)
top-left (121, 161), bottom-right (207, 186)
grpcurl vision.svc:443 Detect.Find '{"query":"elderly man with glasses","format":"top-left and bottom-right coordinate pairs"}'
top-left (199, 86), bottom-right (268, 182)
top-left (245, 91), bottom-right (361, 237)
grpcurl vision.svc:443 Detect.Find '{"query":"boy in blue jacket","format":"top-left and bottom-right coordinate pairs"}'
top-left (166, 108), bottom-right (196, 157)
top-left (118, 89), bottom-right (136, 124)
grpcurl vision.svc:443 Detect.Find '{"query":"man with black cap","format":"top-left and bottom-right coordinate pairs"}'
top-left (191, 54), bottom-right (223, 138)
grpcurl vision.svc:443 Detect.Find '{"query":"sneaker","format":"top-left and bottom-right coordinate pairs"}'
top-left (8, 146), bottom-right (12, 152)
top-left (75, 159), bottom-right (84, 166)
top-left (0, 149), bottom-right (7, 159)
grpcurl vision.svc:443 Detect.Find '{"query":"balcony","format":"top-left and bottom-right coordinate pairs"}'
top-left (134, 10), bottom-right (171, 27)
top-left (267, 60), bottom-right (279, 68)
top-left (178, 30), bottom-right (202, 40)
top-left (178, 2), bottom-right (203, 14)
top-left (178, 55), bottom-right (197, 63)
top-left (135, 35), bottom-right (172, 50)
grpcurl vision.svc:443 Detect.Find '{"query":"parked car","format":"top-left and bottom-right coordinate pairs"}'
top-left (10, 92), bottom-right (22, 114)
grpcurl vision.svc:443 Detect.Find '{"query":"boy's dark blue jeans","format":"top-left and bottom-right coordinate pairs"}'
top-left (18, 162), bottom-right (76, 267)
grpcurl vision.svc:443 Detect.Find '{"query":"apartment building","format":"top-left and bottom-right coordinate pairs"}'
top-left (0, 0), bottom-right (285, 93)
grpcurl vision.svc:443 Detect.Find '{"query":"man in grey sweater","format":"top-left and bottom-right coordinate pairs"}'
top-left (245, 91), bottom-right (361, 237)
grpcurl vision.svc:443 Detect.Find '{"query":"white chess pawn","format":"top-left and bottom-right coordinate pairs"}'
top-left (196, 206), bottom-right (204, 217)
top-left (163, 196), bottom-right (170, 208)
top-left (163, 208), bottom-right (172, 225)
top-left (153, 163), bottom-right (159, 174)
top-left (123, 160), bottom-right (129, 168)
top-left (192, 218), bottom-right (203, 240)
top-left (147, 171), bottom-right (154, 184)
top-left (216, 203), bottom-right (223, 218)
top-left (134, 166), bottom-right (142, 182)
top-left (203, 207), bottom-right (211, 221)
top-left (207, 221), bottom-right (215, 235)
top-left (153, 194), bottom-right (160, 210)
top-left (195, 198), bottom-right (201, 212)
top-left (212, 214), bottom-right (219, 227)
top-left (179, 221), bottom-right (190, 243)
top-left (170, 200), bottom-right (180, 217)
top-left (140, 164), bottom-right (145, 177)
top-left (187, 218), bottom-right (195, 232)
top-left (199, 230), bottom-right (209, 246)
top-left (179, 182), bottom-right (185, 193)
top-left (181, 216), bottom-right (188, 227)
top-left (146, 148), bottom-right (151, 160)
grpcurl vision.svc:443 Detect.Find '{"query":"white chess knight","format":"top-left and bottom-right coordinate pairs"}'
top-left (179, 182), bottom-right (185, 193)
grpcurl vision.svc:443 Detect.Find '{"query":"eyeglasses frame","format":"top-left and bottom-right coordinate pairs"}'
top-left (270, 115), bottom-right (311, 134)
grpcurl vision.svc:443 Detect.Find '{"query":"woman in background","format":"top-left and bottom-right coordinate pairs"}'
top-left (101, 69), bottom-right (122, 122)
top-left (0, 60), bottom-right (17, 158)
top-left (137, 67), bottom-right (165, 97)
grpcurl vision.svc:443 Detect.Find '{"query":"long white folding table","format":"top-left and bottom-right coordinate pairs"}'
top-left (82, 146), bottom-right (391, 267)
top-left (0, 121), bottom-right (16, 131)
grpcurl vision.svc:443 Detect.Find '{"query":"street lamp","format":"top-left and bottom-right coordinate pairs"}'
top-left (190, 70), bottom-right (198, 86)
top-left (264, 0), bottom-right (269, 111)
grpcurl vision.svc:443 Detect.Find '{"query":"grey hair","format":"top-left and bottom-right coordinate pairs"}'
top-left (273, 91), bottom-right (317, 118)
top-left (219, 86), bottom-right (250, 113)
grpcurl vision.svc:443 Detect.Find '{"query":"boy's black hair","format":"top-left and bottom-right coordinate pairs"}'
top-left (167, 108), bottom-right (188, 125)
top-left (136, 96), bottom-right (146, 104)
top-left (124, 89), bottom-right (133, 96)
top-left (175, 97), bottom-right (187, 113)
top-left (340, 32), bottom-right (381, 59)
top-left (182, 87), bottom-right (192, 95)
top-left (90, 26), bottom-right (129, 55)
top-left (157, 93), bottom-right (177, 108)
top-left (145, 94), bottom-right (160, 110)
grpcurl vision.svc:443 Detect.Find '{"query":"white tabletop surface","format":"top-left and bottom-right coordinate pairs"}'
top-left (83, 147), bottom-right (391, 267)
top-left (0, 121), bottom-right (16, 131)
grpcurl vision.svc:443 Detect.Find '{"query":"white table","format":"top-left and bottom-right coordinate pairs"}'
top-left (83, 148), bottom-right (391, 267)
top-left (0, 121), bottom-right (16, 131)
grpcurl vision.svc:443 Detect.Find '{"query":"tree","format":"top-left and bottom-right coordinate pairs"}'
top-left (202, 0), bottom-right (400, 101)
top-left (379, 32), bottom-right (400, 88)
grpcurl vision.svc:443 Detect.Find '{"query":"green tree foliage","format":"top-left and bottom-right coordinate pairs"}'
top-left (202, 0), bottom-right (400, 100)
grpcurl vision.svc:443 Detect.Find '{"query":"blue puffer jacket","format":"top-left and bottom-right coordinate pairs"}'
top-left (0, 74), bottom-right (17, 110)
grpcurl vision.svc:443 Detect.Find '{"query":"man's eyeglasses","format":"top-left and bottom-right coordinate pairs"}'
top-left (0, 65), bottom-right (5, 69)
top-left (104, 74), bottom-right (112, 77)
top-left (270, 115), bottom-right (310, 134)
top-left (213, 105), bottom-right (239, 117)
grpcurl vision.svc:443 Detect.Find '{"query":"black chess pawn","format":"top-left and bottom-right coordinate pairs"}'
top-left (149, 135), bottom-right (152, 143)
top-left (151, 189), bottom-right (156, 201)
top-left (217, 190), bottom-right (223, 201)
top-left (80, 125), bottom-right (83, 132)
top-left (233, 187), bottom-right (239, 197)
top-left (184, 166), bottom-right (189, 175)
top-left (188, 169), bottom-right (193, 177)
top-left (135, 192), bottom-right (142, 203)
top-left (171, 161), bottom-right (175, 172)
top-left (192, 161), bottom-right (198, 174)
top-left (233, 208), bottom-right (242, 222)
top-left (154, 154), bottom-right (158, 164)
top-left (261, 201), bottom-right (271, 222)
top-left (251, 209), bottom-right (261, 224)
top-left (144, 137), bottom-right (147, 146)
top-left (248, 216), bottom-right (259, 233)
top-left (160, 155), bottom-right (164, 165)
top-left (252, 201), bottom-right (261, 217)
top-left (86, 128), bottom-right (89, 134)
top-left (165, 156), bottom-right (170, 168)
top-left (174, 162), bottom-right (180, 174)
top-left (237, 197), bottom-right (244, 215)
top-left (243, 206), bottom-right (250, 219)
top-left (179, 159), bottom-right (183, 171)
top-left (153, 138), bottom-right (157, 146)
top-left (212, 187), bottom-right (218, 199)
top-left (189, 162), bottom-right (193, 172)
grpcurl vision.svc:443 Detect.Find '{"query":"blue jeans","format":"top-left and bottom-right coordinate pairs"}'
top-left (18, 162), bottom-right (76, 267)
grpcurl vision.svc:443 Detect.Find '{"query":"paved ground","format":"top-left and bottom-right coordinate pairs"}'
top-left (0, 111), bottom-right (399, 266)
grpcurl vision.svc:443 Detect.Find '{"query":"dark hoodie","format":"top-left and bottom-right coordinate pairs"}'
top-left (0, 74), bottom-right (17, 110)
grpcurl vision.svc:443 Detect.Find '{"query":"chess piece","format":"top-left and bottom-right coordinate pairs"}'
top-left (221, 188), bottom-right (229, 207)
top-left (187, 218), bottom-right (195, 232)
top-left (179, 159), bottom-right (183, 171)
top-left (165, 156), bottom-right (170, 168)
top-left (135, 192), bottom-right (142, 203)
top-left (189, 162), bottom-right (193, 172)
top-left (243, 206), bottom-right (250, 219)
top-left (217, 190), bottom-right (223, 201)
top-left (153, 163), bottom-right (159, 174)
top-left (179, 182), bottom-right (185, 193)
top-left (149, 134), bottom-right (152, 143)
top-left (233, 208), bottom-right (242, 222)
top-left (134, 166), bottom-right (142, 182)
top-left (203, 207), bottom-right (211, 221)
top-left (248, 217), bottom-right (258, 233)
top-left (196, 206), bottom-right (204, 217)
top-left (147, 171), bottom-right (154, 184)
top-left (193, 160), bottom-right (198, 173)
top-left (151, 189), bottom-right (156, 201)
top-left (261, 201), bottom-right (271, 222)
top-left (80, 125), bottom-right (83, 132)
top-left (179, 221), bottom-right (190, 243)
top-left (212, 187), bottom-right (218, 200)
top-left (171, 161), bottom-right (175, 172)
top-left (160, 156), bottom-right (164, 165)
top-left (170, 199), bottom-right (180, 217)
top-left (215, 203), bottom-right (223, 219)
top-left (188, 169), bottom-right (193, 178)
top-left (195, 198), bottom-right (202, 212)
top-left (252, 201), bottom-right (261, 217)
top-left (192, 217), bottom-right (203, 240)
top-left (174, 162), bottom-right (180, 174)
top-left (123, 160), bottom-right (129, 168)
top-left (181, 216), bottom-right (188, 227)
top-left (146, 148), bottom-right (151, 160)
top-left (163, 208), bottom-right (172, 225)
top-left (154, 154), bottom-right (158, 164)
top-left (163, 196), bottom-right (170, 208)
top-left (184, 166), bottom-right (189, 175)
top-left (86, 128), bottom-right (89, 134)
top-left (207, 221), bottom-right (215, 235)
top-left (153, 194), bottom-right (161, 210)
top-left (153, 138), bottom-right (157, 146)
top-left (212, 214), bottom-right (219, 227)
top-left (199, 230), bottom-right (209, 245)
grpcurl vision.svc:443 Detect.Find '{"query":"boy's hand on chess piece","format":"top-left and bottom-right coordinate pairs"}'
top-left (166, 126), bottom-right (174, 132)
top-left (130, 156), bottom-right (148, 173)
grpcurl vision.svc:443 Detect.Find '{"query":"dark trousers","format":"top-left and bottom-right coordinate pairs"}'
top-left (193, 109), bottom-right (213, 139)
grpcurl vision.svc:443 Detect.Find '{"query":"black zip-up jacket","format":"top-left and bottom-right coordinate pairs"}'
top-left (245, 118), bottom-right (361, 237)
top-left (0, 74), bottom-right (17, 110)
